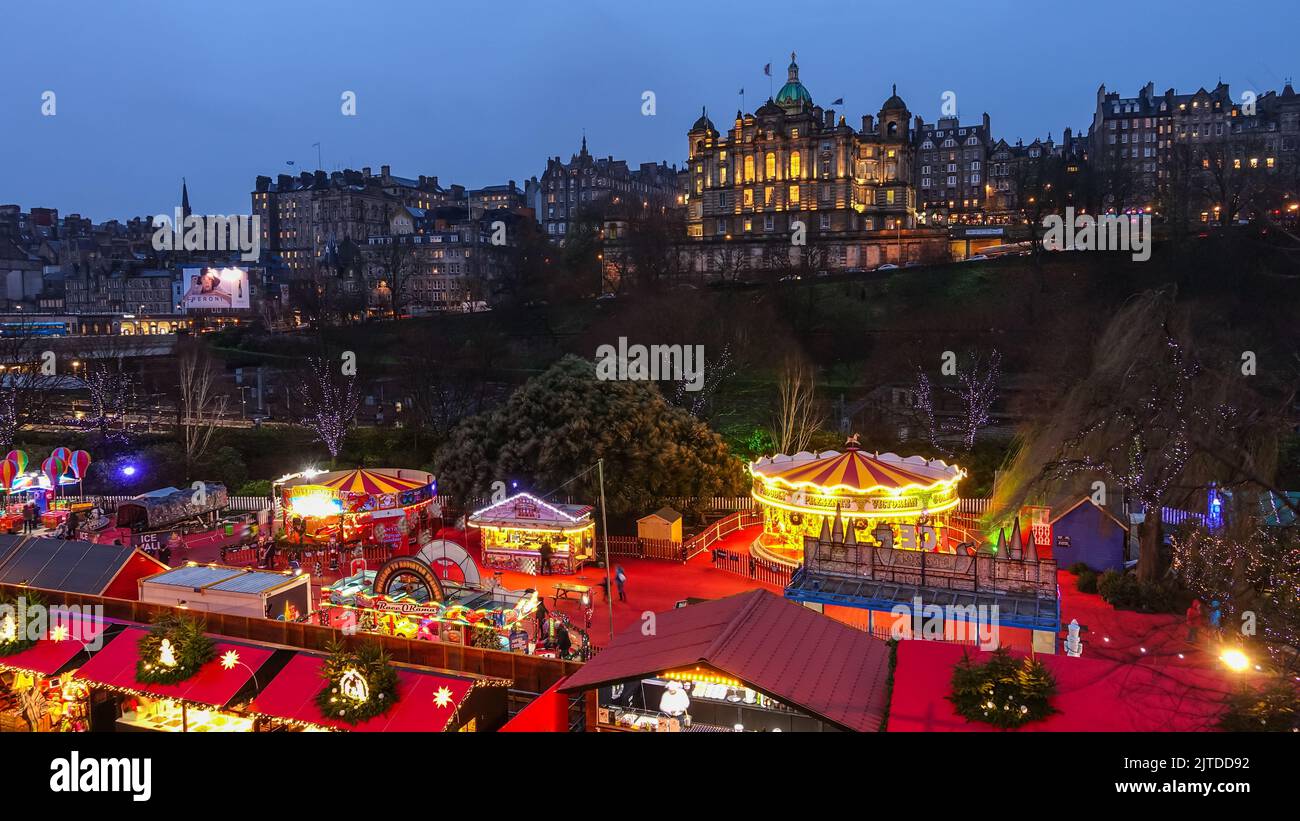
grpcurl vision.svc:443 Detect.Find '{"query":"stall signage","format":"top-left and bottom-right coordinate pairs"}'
top-left (514, 497), bottom-right (539, 518)
top-left (134, 530), bottom-right (180, 552)
top-left (371, 556), bottom-right (446, 601)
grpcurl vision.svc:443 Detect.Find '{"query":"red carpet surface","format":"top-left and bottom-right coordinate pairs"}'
top-left (887, 639), bottom-right (1248, 732)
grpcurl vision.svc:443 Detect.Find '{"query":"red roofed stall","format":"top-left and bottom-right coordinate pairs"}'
top-left (73, 626), bottom-right (280, 732)
top-left (559, 589), bottom-right (893, 732)
top-left (0, 610), bottom-right (120, 732)
top-left (247, 651), bottom-right (508, 732)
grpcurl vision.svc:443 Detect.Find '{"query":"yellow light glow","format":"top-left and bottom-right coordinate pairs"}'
top-left (220, 650), bottom-right (241, 671)
top-left (433, 686), bottom-right (454, 708)
top-left (750, 489), bottom-right (961, 519)
top-left (1220, 649), bottom-right (1250, 672)
top-left (50, 625), bottom-right (68, 642)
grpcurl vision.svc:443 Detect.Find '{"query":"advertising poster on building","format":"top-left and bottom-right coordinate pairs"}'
top-left (182, 266), bottom-right (250, 311)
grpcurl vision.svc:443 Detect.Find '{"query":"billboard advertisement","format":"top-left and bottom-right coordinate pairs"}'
top-left (182, 266), bottom-right (250, 311)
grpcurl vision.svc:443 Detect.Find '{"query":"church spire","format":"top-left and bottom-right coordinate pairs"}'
top-left (181, 178), bottom-right (191, 220)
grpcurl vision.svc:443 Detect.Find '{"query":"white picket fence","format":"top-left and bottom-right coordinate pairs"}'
top-left (70, 494), bottom-right (273, 511)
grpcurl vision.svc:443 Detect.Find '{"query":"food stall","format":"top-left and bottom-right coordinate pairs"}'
top-left (468, 493), bottom-right (595, 575)
top-left (274, 468), bottom-right (436, 553)
top-left (0, 609), bottom-right (110, 733)
top-left (72, 625), bottom-right (277, 733)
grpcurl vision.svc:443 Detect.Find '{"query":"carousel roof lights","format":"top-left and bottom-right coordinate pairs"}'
top-left (750, 449), bottom-right (965, 495)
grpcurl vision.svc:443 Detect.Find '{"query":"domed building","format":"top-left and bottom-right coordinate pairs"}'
top-left (774, 52), bottom-right (813, 112)
top-left (682, 51), bottom-right (940, 272)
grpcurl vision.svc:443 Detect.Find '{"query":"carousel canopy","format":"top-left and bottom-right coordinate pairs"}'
top-left (314, 468), bottom-right (431, 494)
top-left (751, 449), bottom-right (962, 493)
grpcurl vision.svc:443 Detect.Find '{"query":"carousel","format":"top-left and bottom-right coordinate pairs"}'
top-left (274, 468), bottom-right (437, 552)
top-left (749, 438), bottom-right (965, 566)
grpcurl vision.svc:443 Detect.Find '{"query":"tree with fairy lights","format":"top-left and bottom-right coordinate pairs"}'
top-left (1172, 516), bottom-right (1300, 674)
top-left (294, 356), bottom-right (360, 465)
top-left (985, 291), bottom-right (1258, 585)
top-left (912, 349), bottom-right (1001, 455)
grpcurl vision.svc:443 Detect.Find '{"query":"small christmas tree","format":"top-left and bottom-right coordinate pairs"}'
top-left (136, 615), bottom-right (214, 685)
top-left (948, 647), bottom-right (1058, 729)
top-left (315, 639), bottom-right (400, 725)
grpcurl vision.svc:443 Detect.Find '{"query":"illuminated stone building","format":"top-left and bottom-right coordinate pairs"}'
top-left (680, 53), bottom-right (940, 275)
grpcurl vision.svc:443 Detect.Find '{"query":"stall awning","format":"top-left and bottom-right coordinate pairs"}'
top-left (73, 626), bottom-right (274, 708)
top-left (0, 611), bottom-right (115, 677)
top-left (249, 653), bottom-right (476, 732)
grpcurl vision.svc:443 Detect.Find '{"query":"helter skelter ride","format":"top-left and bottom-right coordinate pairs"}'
top-left (748, 435), bottom-right (967, 567)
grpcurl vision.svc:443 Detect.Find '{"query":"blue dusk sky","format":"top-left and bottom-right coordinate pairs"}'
top-left (1, 0), bottom-right (1296, 221)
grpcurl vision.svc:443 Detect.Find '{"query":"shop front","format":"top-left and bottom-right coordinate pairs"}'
top-left (246, 651), bottom-right (509, 732)
top-left (0, 609), bottom-right (110, 733)
top-left (468, 493), bottom-right (594, 575)
top-left (72, 626), bottom-right (279, 732)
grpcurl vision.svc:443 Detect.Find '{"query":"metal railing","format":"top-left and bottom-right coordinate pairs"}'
top-left (682, 508), bottom-right (763, 561)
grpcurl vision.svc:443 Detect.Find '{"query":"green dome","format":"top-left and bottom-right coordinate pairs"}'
top-left (774, 51), bottom-right (812, 110)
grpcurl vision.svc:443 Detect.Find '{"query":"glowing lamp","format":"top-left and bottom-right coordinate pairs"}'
top-left (122, 465), bottom-right (137, 477)
top-left (1220, 649), bottom-right (1250, 672)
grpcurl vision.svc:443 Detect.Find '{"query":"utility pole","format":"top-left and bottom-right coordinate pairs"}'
top-left (598, 458), bottom-right (614, 642)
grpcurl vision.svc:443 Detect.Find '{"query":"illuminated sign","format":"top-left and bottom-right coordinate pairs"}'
top-left (182, 266), bottom-right (250, 311)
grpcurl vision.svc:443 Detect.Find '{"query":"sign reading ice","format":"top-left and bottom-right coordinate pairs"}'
top-left (1041, 207), bottom-right (1151, 262)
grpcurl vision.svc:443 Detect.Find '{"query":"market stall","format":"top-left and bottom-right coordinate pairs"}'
top-left (0, 608), bottom-right (111, 733)
top-left (138, 563), bottom-right (312, 620)
top-left (72, 623), bottom-right (278, 732)
top-left (560, 590), bottom-right (894, 733)
top-left (275, 468), bottom-right (436, 554)
top-left (246, 650), bottom-right (508, 732)
top-left (468, 492), bottom-right (595, 575)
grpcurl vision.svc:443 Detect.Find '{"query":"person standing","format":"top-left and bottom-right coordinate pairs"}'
top-left (534, 598), bottom-right (549, 642)
top-left (538, 542), bottom-right (553, 575)
top-left (1185, 599), bottom-right (1202, 643)
top-left (615, 565), bottom-right (627, 602)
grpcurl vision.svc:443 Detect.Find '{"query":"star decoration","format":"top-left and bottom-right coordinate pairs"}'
top-left (50, 625), bottom-right (69, 642)
top-left (220, 650), bottom-right (241, 671)
top-left (433, 686), bottom-right (454, 708)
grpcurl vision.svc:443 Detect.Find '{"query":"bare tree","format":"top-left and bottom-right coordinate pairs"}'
top-left (772, 357), bottom-right (822, 453)
top-left (294, 356), bottom-right (360, 465)
top-left (176, 342), bottom-right (228, 479)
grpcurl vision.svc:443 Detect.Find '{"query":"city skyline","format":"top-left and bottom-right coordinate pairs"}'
top-left (2, 0), bottom-right (1296, 221)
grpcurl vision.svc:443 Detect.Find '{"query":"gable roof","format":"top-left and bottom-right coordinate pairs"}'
top-left (0, 536), bottom-right (166, 596)
top-left (638, 507), bottom-right (681, 524)
top-left (1048, 497), bottom-right (1129, 532)
top-left (559, 589), bottom-right (893, 731)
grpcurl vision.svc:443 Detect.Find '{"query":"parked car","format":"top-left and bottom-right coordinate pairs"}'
top-left (779, 274), bottom-right (802, 282)
top-left (875, 263), bottom-right (899, 271)
top-left (964, 254), bottom-right (989, 262)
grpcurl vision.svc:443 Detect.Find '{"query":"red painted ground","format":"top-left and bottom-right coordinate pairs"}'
top-left (181, 523), bottom-right (777, 647)
top-left (887, 570), bottom-right (1271, 731)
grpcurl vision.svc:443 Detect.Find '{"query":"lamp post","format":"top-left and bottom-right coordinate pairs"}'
top-left (597, 458), bottom-right (614, 642)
